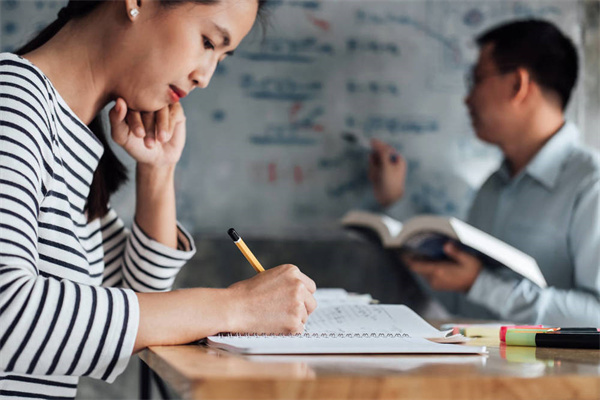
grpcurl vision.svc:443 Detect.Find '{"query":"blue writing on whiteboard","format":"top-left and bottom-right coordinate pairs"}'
top-left (250, 124), bottom-right (317, 146)
top-left (241, 74), bottom-right (323, 101)
top-left (346, 115), bottom-right (439, 136)
top-left (354, 10), bottom-right (461, 64)
top-left (238, 37), bottom-right (334, 63)
top-left (347, 38), bottom-right (400, 56)
top-left (250, 106), bottom-right (324, 146)
top-left (269, 0), bottom-right (321, 10)
top-left (346, 80), bottom-right (399, 96)
top-left (326, 175), bottom-right (369, 198)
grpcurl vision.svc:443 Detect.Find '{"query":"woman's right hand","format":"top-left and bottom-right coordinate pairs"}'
top-left (225, 264), bottom-right (317, 335)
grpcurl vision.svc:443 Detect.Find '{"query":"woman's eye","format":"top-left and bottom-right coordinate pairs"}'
top-left (203, 36), bottom-right (215, 50)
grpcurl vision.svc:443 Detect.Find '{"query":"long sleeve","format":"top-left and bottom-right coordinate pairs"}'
top-left (100, 209), bottom-right (196, 292)
top-left (466, 174), bottom-right (600, 326)
top-left (1, 61), bottom-right (139, 383)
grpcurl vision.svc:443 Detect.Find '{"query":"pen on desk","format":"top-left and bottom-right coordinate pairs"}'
top-left (227, 228), bottom-right (265, 273)
top-left (501, 326), bottom-right (599, 341)
top-left (341, 131), bottom-right (398, 163)
top-left (505, 331), bottom-right (600, 349)
top-left (546, 327), bottom-right (600, 332)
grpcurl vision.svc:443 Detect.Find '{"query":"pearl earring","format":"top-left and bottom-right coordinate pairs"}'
top-left (129, 8), bottom-right (139, 18)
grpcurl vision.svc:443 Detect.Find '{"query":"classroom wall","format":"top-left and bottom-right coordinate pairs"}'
top-left (1, 2), bottom-right (599, 398)
top-left (2, 0), bottom-right (599, 238)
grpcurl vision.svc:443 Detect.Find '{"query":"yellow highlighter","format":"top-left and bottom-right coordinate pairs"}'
top-left (227, 228), bottom-right (265, 273)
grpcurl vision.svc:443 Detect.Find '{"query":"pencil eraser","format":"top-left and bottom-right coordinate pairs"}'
top-left (227, 228), bottom-right (240, 241)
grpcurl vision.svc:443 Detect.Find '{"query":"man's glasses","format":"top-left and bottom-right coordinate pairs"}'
top-left (464, 65), bottom-right (516, 93)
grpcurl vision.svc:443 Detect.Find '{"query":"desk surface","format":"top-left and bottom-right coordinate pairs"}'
top-left (139, 337), bottom-right (600, 400)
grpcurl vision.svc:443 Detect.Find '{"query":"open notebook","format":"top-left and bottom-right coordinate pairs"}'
top-left (206, 303), bottom-right (486, 355)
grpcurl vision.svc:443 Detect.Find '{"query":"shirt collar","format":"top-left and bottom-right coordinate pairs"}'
top-left (495, 122), bottom-right (579, 189)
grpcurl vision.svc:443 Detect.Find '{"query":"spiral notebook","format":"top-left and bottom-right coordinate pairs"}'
top-left (205, 304), bottom-right (486, 355)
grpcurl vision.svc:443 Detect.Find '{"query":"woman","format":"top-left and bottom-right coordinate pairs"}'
top-left (0, 0), bottom-right (317, 398)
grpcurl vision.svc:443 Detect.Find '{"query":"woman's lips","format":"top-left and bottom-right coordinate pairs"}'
top-left (169, 85), bottom-right (187, 101)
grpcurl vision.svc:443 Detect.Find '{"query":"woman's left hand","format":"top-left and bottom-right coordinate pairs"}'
top-left (108, 98), bottom-right (186, 167)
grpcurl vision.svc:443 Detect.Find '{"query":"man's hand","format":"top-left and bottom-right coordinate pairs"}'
top-left (404, 242), bottom-right (483, 292)
top-left (368, 139), bottom-right (406, 207)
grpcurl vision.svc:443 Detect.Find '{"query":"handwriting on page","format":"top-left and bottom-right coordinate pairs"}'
top-left (305, 305), bottom-right (407, 334)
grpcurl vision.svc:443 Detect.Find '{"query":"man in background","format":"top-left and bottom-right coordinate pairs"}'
top-left (369, 19), bottom-right (599, 326)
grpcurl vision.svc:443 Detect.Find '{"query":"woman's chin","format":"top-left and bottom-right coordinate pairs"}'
top-left (126, 100), bottom-right (168, 113)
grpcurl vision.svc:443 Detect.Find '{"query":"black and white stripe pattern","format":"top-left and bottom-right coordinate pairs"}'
top-left (0, 53), bottom-right (196, 399)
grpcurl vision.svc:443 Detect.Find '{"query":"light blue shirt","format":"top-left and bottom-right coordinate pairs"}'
top-left (458, 122), bottom-right (600, 326)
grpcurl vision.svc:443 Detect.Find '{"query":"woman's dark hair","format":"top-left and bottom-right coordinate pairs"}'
top-left (16, 0), bottom-right (269, 220)
top-left (476, 19), bottom-right (578, 111)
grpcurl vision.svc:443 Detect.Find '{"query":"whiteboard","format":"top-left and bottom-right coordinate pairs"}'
top-left (0, 0), bottom-right (585, 237)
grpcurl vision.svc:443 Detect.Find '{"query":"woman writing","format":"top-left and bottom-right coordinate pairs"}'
top-left (0, 0), bottom-right (317, 398)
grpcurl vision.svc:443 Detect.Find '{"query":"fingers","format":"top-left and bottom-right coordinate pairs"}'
top-left (409, 262), bottom-right (446, 289)
top-left (234, 263), bottom-right (316, 334)
top-left (409, 262), bottom-right (441, 277)
top-left (168, 102), bottom-right (186, 130)
top-left (408, 258), bottom-right (453, 281)
top-left (444, 241), bottom-right (474, 265)
top-left (368, 139), bottom-right (404, 183)
top-left (108, 98), bottom-right (130, 146)
top-left (304, 287), bottom-right (318, 315)
top-left (278, 264), bottom-right (317, 327)
top-left (141, 112), bottom-right (157, 149)
top-left (371, 139), bottom-right (400, 165)
top-left (141, 112), bottom-right (155, 136)
top-left (126, 110), bottom-right (146, 139)
top-left (274, 264), bottom-right (317, 294)
top-left (156, 107), bottom-right (170, 143)
top-left (298, 273), bottom-right (317, 294)
top-left (165, 104), bottom-right (187, 150)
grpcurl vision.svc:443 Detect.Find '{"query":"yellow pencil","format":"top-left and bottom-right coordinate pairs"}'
top-left (227, 228), bottom-right (265, 273)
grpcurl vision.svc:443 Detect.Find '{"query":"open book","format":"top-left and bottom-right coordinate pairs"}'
top-left (206, 303), bottom-right (486, 355)
top-left (341, 210), bottom-right (547, 288)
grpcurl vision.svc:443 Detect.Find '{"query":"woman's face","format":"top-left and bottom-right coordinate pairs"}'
top-left (114, 0), bottom-right (258, 112)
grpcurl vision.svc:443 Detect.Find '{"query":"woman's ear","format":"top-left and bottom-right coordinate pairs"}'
top-left (511, 67), bottom-right (531, 105)
top-left (125, 0), bottom-right (141, 21)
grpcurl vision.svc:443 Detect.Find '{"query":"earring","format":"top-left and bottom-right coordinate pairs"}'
top-left (129, 8), bottom-right (139, 18)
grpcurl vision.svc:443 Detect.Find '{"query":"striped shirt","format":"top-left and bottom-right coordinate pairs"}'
top-left (0, 53), bottom-right (196, 399)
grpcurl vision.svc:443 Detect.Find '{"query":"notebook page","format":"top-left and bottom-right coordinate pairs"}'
top-left (313, 288), bottom-right (349, 300)
top-left (305, 305), bottom-right (447, 338)
top-left (206, 335), bottom-right (486, 355)
top-left (313, 289), bottom-right (374, 307)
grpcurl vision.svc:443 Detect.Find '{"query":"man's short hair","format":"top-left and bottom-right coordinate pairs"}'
top-left (476, 19), bottom-right (578, 110)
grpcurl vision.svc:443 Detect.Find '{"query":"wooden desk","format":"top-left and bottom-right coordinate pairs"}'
top-left (139, 338), bottom-right (600, 400)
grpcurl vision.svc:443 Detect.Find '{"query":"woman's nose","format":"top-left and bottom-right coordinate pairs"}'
top-left (190, 60), bottom-right (218, 89)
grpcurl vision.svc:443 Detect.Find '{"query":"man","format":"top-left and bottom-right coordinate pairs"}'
top-left (369, 19), bottom-right (599, 326)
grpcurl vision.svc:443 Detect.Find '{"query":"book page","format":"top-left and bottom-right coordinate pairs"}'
top-left (305, 305), bottom-right (447, 338)
top-left (381, 214), bottom-right (403, 238)
top-left (340, 210), bottom-right (403, 247)
top-left (450, 219), bottom-right (547, 288)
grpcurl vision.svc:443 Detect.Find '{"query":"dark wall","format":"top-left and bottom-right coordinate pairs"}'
top-left (173, 233), bottom-right (432, 315)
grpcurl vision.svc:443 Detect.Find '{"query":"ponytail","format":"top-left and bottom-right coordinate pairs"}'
top-left (15, 1), bottom-right (128, 221)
